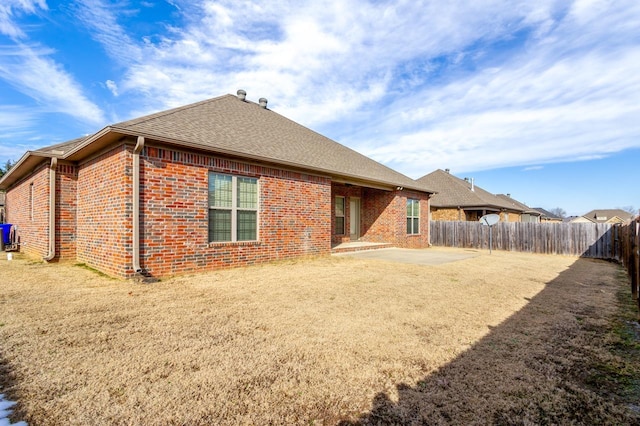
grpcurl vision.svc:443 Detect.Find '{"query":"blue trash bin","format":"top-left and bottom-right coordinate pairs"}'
top-left (1, 224), bottom-right (12, 245)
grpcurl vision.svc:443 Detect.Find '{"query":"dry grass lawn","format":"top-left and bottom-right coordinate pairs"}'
top-left (0, 248), bottom-right (638, 425)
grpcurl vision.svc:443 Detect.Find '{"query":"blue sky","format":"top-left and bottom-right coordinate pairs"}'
top-left (1, 0), bottom-right (639, 216)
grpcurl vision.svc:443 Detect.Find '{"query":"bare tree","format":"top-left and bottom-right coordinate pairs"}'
top-left (619, 205), bottom-right (637, 215)
top-left (549, 207), bottom-right (567, 219)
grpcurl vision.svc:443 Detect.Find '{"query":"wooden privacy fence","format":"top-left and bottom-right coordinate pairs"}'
top-left (430, 221), bottom-right (621, 259)
top-left (618, 219), bottom-right (640, 320)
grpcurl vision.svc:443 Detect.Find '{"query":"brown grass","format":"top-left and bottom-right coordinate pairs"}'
top-left (0, 248), bottom-right (638, 425)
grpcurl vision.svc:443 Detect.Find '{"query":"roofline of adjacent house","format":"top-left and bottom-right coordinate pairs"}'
top-left (431, 203), bottom-right (525, 212)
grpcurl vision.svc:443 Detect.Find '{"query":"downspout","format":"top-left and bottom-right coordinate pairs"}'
top-left (44, 157), bottom-right (57, 261)
top-left (132, 136), bottom-right (144, 274)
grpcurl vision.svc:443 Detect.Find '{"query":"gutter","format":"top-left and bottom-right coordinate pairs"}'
top-left (43, 157), bottom-right (57, 261)
top-left (132, 136), bottom-right (144, 274)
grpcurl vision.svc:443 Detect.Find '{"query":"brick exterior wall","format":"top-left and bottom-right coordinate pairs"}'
top-left (431, 207), bottom-right (463, 221)
top-left (136, 145), bottom-right (331, 277)
top-left (432, 207), bottom-right (522, 222)
top-left (76, 145), bottom-right (132, 277)
top-left (57, 164), bottom-right (77, 259)
top-left (332, 183), bottom-right (430, 248)
top-left (5, 163), bottom-right (49, 257)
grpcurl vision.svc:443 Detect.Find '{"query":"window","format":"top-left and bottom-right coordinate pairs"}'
top-left (335, 196), bottom-right (345, 235)
top-left (208, 173), bottom-right (258, 242)
top-left (407, 199), bottom-right (420, 235)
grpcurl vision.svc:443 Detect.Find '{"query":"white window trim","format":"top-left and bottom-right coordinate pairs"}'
top-left (209, 173), bottom-right (259, 243)
top-left (335, 196), bottom-right (345, 235)
top-left (407, 198), bottom-right (420, 235)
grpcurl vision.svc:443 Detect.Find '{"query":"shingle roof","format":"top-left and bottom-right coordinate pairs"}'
top-left (417, 169), bottom-right (520, 211)
top-left (532, 208), bottom-right (562, 220)
top-left (496, 194), bottom-right (539, 215)
top-left (34, 137), bottom-right (88, 156)
top-left (108, 94), bottom-right (433, 192)
top-left (580, 209), bottom-right (634, 223)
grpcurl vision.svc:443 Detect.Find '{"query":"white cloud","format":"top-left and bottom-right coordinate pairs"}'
top-left (0, 45), bottom-right (105, 124)
top-left (0, 0), bottom-right (47, 39)
top-left (74, 0), bottom-right (142, 63)
top-left (105, 79), bottom-right (119, 96)
top-left (347, 0), bottom-right (640, 176)
top-left (4, 0), bottom-right (640, 180)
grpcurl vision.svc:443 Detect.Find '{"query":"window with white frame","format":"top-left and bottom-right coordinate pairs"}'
top-left (407, 198), bottom-right (420, 235)
top-left (335, 196), bottom-right (345, 235)
top-left (208, 173), bottom-right (258, 242)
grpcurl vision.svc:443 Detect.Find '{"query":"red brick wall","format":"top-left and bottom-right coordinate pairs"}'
top-left (5, 163), bottom-right (50, 257)
top-left (56, 164), bottom-right (77, 259)
top-left (362, 188), bottom-right (430, 248)
top-left (76, 145), bottom-right (132, 277)
top-left (135, 145), bottom-right (332, 277)
top-left (331, 183), bottom-right (430, 248)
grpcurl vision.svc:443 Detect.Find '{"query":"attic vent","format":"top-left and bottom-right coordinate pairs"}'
top-left (445, 168), bottom-right (450, 173)
top-left (259, 98), bottom-right (268, 109)
top-left (237, 89), bottom-right (247, 101)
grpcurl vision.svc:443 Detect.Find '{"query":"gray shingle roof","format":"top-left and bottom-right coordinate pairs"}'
top-left (110, 94), bottom-right (433, 192)
top-left (496, 194), bottom-right (539, 215)
top-left (417, 169), bottom-right (520, 211)
top-left (34, 137), bottom-right (88, 156)
top-left (580, 209), bottom-right (634, 223)
top-left (532, 208), bottom-right (562, 220)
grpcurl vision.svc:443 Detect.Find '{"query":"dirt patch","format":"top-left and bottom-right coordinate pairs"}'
top-left (0, 249), bottom-right (638, 425)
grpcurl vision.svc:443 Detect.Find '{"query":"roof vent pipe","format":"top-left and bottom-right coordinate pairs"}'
top-left (259, 98), bottom-right (268, 109)
top-left (445, 168), bottom-right (450, 173)
top-left (471, 178), bottom-right (475, 192)
top-left (237, 89), bottom-right (246, 101)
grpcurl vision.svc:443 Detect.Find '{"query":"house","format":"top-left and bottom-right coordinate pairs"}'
top-left (0, 91), bottom-right (435, 278)
top-left (416, 169), bottom-right (523, 222)
top-left (496, 194), bottom-right (541, 223)
top-left (570, 209), bottom-right (634, 224)
top-left (532, 208), bottom-right (563, 223)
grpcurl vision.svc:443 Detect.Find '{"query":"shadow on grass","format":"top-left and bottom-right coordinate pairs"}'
top-left (0, 350), bottom-right (24, 424)
top-left (340, 258), bottom-right (640, 425)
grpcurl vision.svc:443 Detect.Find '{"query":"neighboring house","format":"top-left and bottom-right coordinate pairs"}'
top-left (417, 169), bottom-right (523, 222)
top-left (496, 194), bottom-right (541, 223)
top-left (532, 208), bottom-right (563, 223)
top-left (0, 91), bottom-right (434, 278)
top-left (570, 209), bottom-right (634, 224)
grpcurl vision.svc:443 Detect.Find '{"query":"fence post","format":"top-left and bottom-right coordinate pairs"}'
top-left (629, 221), bottom-right (640, 323)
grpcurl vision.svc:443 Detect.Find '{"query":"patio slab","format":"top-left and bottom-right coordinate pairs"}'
top-left (332, 247), bottom-right (480, 265)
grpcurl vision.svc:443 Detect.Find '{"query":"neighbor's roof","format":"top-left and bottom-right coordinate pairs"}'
top-left (1, 93), bottom-right (434, 193)
top-left (496, 194), bottom-right (540, 215)
top-left (417, 169), bottom-right (521, 211)
top-left (578, 209), bottom-right (634, 223)
top-left (532, 207), bottom-right (563, 220)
